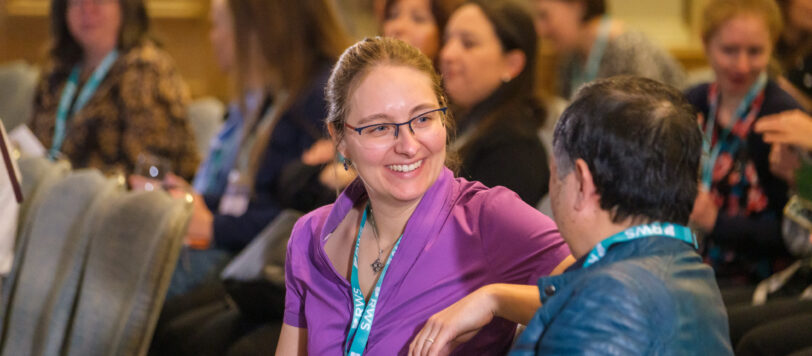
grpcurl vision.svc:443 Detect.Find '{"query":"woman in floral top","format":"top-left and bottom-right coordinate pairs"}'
top-left (29, 0), bottom-right (199, 179)
top-left (686, 0), bottom-right (804, 285)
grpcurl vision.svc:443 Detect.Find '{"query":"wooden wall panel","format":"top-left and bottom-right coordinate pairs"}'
top-left (0, 0), bottom-right (228, 100)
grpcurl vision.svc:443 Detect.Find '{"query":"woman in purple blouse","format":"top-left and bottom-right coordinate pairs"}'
top-left (275, 37), bottom-right (572, 355)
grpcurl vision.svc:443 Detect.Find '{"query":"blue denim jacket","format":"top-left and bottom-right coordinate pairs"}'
top-left (511, 236), bottom-right (733, 355)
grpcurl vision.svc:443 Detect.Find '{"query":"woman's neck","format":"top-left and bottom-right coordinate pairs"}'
top-left (718, 92), bottom-right (745, 127)
top-left (366, 196), bottom-right (421, 246)
top-left (577, 18), bottom-right (603, 56)
top-left (82, 46), bottom-right (115, 75)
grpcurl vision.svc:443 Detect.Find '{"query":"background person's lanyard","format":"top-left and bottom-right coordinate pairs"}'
top-left (570, 15), bottom-right (611, 92)
top-left (700, 72), bottom-right (767, 190)
top-left (345, 204), bottom-right (403, 356)
top-left (583, 222), bottom-right (697, 268)
top-left (50, 50), bottom-right (119, 159)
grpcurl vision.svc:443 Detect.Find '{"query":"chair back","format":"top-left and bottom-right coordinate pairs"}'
top-left (0, 169), bottom-right (120, 356)
top-left (63, 190), bottom-right (191, 356)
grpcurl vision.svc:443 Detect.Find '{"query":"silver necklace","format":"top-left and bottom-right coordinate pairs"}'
top-left (367, 211), bottom-right (393, 273)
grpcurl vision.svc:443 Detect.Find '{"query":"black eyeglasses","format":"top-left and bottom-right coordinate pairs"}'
top-left (344, 107), bottom-right (447, 144)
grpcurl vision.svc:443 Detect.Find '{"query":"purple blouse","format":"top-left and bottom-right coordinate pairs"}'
top-left (284, 167), bottom-right (569, 355)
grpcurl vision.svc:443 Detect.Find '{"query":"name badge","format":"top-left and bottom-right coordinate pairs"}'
top-left (218, 170), bottom-right (250, 216)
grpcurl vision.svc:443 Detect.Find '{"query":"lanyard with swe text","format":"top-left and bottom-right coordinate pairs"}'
top-left (583, 222), bottom-right (697, 268)
top-left (345, 203), bottom-right (403, 356)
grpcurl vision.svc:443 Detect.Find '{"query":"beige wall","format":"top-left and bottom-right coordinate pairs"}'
top-left (1, 0), bottom-right (709, 100)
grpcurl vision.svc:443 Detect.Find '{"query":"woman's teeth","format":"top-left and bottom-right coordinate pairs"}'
top-left (388, 160), bottom-right (423, 173)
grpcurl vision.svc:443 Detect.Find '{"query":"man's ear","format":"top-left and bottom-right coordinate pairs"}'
top-left (327, 124), bottom-right (348, 159)
top-left (573, 158), bottom-right (598, 211)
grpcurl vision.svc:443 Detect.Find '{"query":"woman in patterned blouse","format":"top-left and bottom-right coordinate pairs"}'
top-left (29, 0), bottom-right (199, 179)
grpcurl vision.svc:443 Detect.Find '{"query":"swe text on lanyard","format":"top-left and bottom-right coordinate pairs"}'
top-left (583, 222), bottom-right (697, 268)
top-left (345, 203), bottom-right (403, 356)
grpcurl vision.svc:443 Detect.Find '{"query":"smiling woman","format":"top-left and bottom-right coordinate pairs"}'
top-left (685, 0), bottom-right (804, 285)
top-left (275, 37), bottom-right (572, 356)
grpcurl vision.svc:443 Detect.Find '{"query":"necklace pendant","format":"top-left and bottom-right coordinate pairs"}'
top-left (371, 259), bottom-right (384, 273)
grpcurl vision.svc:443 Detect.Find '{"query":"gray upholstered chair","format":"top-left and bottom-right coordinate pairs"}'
top-left (63, 189), bottom-right (192, 356)
top-left (0, 169), bottom-right (121, 356)
top-left (186, 97), bottom-right (225, 158)
top-left (0, 61), bottom-right (39, 131)
top-left (15, 157), bottom-right (71, 241)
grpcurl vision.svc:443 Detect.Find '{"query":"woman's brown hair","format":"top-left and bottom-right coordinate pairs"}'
top-left (325, 36), bottom-right (458, 169)
top-left (701, 0), bottom-right (783, 44)
top-left (228, 0), bottom-right (352, 188)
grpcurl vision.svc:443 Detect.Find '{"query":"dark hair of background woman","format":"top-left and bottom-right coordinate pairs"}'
top-left (458, 0), bottom-right (545, 152)
top-left (50, 0), bottom-right (149, 67)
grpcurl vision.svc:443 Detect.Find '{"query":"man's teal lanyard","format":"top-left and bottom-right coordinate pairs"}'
top-left (344, 203), bottom-right (403, 356)
top-left (700, 72), bottom-right (767, 190)
top-left (50, 50), bottom-right (119, 159)
top-left (583, 222), bottom-right (697, 268)
top-left (570, 15), bottom-right (611, 92)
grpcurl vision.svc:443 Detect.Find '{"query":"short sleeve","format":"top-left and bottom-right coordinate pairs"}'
top-left (479, 187), bottom-right (570, 284)
top-left (283, 218), bottom-right (310, 328)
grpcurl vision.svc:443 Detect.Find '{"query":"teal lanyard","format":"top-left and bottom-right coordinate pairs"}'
top-left (700, 72), bottom-right (767, 190)
top-left (570, 15), bottom-right (611, 92)
top-left (50, 50), bottom-right (119, 159)
top-left (583, 222), bottom-right (697, 268)
top-left (345, 203), bottom-right (403, 356)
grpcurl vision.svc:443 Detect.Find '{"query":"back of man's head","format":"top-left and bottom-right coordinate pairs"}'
top-left (552, 76), bottom-right (701, 225)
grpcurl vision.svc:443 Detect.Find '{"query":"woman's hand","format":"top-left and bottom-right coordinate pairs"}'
top-left (690, 190), bottom-right (719, 233)
top-left (301, 139), bottom-right (336, 166)
top-left (318, 162), bottom-right (356, 190)
top-left (768, 144), bottom-right (800, 187)
top-left (128, 174), bottom-right (161, 191)
top-left (409, 283), bottom-right (542, 356)
top-left (163, 173), bottom-right (213, 249)
top-left (409, 286), bottom-right (498, 356)
top-left (755, 110), bottom-right (812, 151)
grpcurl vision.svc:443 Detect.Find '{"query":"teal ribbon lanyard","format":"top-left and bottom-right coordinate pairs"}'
top-left (583, 222), bottom-right (697, 268)
top-left (50, 50), bottom-right (119, 159)
top-left (700, 72), bottom-right (767, 190)
top-left (345, 203), bottom-right (403, 356)
top-left (570, 15), bottom-right (611, 92)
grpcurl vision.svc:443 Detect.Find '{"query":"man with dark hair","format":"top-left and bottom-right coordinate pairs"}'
top-left (408, 76), bottom-right (733, 356)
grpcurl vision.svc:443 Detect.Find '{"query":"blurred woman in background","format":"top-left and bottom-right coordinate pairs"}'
top-left (381, 0), bottom-right (462, 63)
top-left (533, 0), bottom-right (685, 98)
top-left (160, 0), bottom-right (350, 297)
top-left (29, 0), bottom-right (199, 179)
top-left (440, 0), bottom-right (549, 205)
top-left (686, 0), bottom-right (804, 287)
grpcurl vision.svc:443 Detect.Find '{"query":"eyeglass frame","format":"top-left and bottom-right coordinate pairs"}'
top-left (344, 107), bottom-right (447, 139)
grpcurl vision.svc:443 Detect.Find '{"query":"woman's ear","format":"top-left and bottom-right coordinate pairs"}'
top-left (503, 49), bottom-right (526, 81)
top-left (327, 124), bottom-right (348, 159)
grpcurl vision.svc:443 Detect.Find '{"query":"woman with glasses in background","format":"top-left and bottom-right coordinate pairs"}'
top-left (28, 0), bottom-right (199, 179)
top-left (276, 37), bottom-right (572, 355)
